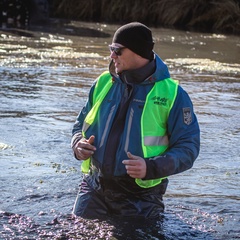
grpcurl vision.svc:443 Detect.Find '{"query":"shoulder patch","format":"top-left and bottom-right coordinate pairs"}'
top-left (183, 107), bottom-right (192, 125)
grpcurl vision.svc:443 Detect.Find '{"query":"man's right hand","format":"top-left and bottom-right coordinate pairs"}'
top-left (73, 135), bottom-right (96, 160)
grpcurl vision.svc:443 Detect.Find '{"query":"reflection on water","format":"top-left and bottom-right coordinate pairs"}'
top-left (0, 21), bottom-right (239, 239)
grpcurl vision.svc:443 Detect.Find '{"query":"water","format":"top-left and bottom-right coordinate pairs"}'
top-left (0, 21), bottom-right (239, 239)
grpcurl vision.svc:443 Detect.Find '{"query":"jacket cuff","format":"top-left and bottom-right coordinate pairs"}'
top-left (71, 132), bottom-right (83, 148)
top-left (142, 158), bottom-right (151, 180)
top-left (71, 132), bottom-right (84, 160)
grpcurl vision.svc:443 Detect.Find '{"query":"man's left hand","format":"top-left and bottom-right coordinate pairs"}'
top-left (122, 152), bottom-right (147, 179)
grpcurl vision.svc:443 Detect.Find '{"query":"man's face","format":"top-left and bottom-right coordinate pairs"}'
top-left (109, 43), bottom-right (147, 74)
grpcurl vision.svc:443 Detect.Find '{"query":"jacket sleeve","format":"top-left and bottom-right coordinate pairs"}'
top-left (71, 83), bottom-right (95, 152)
top-left (144, 85), bottom-right (200, 179)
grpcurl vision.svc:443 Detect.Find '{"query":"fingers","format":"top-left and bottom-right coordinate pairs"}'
top-left (74, 135), bottom-right (96, 160)
top-left (122, 152), bottom-right (147, 179)
top-left (127, 152), bottom-right (138, 159)
top-left (76, 146), bottom-right (94, 160)
top-left (87, 135), bottom-right (95, 144)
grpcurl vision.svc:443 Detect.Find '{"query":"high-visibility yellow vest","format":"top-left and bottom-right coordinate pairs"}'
top-left (81, 71), bottom-right (178, 188)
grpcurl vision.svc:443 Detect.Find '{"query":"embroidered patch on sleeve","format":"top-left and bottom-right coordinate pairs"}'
top-left (183, 107), bottom-right (192, 125)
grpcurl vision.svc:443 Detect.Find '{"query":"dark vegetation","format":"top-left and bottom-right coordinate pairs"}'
top-left (1, 0), bottom-right (240, 35)
top-left (51, 0), bottom-right (240, 34)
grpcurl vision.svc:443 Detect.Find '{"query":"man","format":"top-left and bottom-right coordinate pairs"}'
top-left (71, 22), bottom-right (200, 219)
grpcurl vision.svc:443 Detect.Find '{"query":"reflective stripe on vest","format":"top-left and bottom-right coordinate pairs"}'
top-left (81, 71), bottom-right (179, 188)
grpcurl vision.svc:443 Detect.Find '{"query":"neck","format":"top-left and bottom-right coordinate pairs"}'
top-left (136, 58), bottom-right (150, 69)
top-left (119, 59), bottom-right (156, 84)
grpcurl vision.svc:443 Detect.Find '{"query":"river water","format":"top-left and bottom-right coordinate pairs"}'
top-left (0, 21), bottom-right (239, 240)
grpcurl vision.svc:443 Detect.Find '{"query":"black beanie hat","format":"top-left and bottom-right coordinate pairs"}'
top-left (112, 22), bottom-right (154, 60)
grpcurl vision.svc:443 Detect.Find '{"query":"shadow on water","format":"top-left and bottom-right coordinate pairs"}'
top-left (1, 72), bottom-right (42, 98)
top-left (0, 212), bottom-right (215, 240)
top-left (0, 18), bottom-right (111, 38)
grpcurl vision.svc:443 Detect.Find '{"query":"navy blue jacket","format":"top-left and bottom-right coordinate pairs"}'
top-left (72, 54), bottom-right (200, 181)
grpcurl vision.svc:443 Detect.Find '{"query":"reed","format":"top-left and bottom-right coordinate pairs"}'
top-left (52, 0), bottom-right (240, 34)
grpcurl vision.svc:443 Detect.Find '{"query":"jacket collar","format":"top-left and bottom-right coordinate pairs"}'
top-left (109, 53), bottom-right (170, 84)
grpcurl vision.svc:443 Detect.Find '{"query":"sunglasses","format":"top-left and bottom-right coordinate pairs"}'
top-left (109, 45), bottom-right (126, 56)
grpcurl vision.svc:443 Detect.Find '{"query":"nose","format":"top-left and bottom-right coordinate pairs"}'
top-left (110, 51), bottom-right (117, 59)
